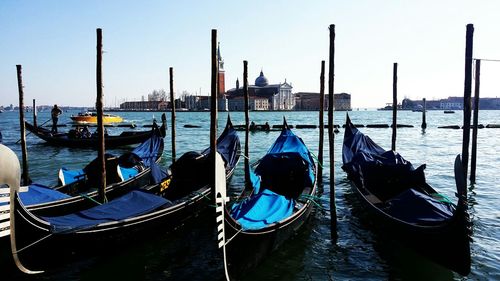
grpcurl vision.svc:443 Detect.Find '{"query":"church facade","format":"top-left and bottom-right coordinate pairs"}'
top-left (226, 71), bottom-right (294, 111)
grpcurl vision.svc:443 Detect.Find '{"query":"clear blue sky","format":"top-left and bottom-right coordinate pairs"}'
top-left (1, 0), bottom-right (499, 108)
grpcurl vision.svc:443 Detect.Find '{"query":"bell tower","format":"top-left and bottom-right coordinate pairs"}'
top-left (217, 42), bottom-right (225, 97)
top-left (217, 42), bottom-right (228, 111)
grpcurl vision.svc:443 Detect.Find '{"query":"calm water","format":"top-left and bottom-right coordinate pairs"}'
top-left (1, 109), bottom-right (499, 280)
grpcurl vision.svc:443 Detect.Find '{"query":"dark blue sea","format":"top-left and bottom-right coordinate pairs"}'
top-left (0, 109), bottom-right (498, 280)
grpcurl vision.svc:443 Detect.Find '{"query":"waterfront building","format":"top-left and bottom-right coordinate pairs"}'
top-left (294, 92), bottom-right (352, 111)
top-left (119, 100), bottom-right (168, 111)
top-left (226, 71), bottom-right (294, 111)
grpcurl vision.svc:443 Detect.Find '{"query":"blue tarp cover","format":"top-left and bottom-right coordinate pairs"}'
top-left (230, 126), bottom-right (314, 230)
top-left (19, 183), bottom-right (71, 206)
top-left (149, 161), bottom-right (168, 184)
top-left (43, 190), bottom-right (170, 233)
top-left (384, 188), bottom-right (454, 225)
top-left (133, 132), bottom-right (163, 167)
top-left (60, 168), bottom-right (85, 186)
top-left (119, 166), bottom-right (139, 180)
top-left (231, 188), bottom-right (294, 230)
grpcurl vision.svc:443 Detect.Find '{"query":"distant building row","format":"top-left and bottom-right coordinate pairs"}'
top-left (119, 44), bottom-right (351, 111)
top-left (119, 71), bottom-right (352, 111)
top-left (401, 97), bottom-right (500, 110)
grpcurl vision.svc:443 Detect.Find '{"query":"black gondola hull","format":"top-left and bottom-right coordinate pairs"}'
top-left (25, 121), bottom-right (166, 148)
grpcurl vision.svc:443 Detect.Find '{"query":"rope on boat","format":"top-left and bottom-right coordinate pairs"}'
top-left (431, 193), bottom-right (453, 204)
top-left (15, 233), bottom-right (53, 254)
top-left (309, 152), bottom-right (324, 169)
top-left (192, 191), bottom-right (217, 208)
top-left (78, 193), bottom-right (102, 205)
top-left (223, 228), bottom-right (243, 247)
top-left (299, 194), bottom-right (326, 211)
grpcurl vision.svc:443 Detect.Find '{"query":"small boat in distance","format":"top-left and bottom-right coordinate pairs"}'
top-left (444, 110), bottom-right (455, 114)
top-left (70, 112), bottom-right (123, 124)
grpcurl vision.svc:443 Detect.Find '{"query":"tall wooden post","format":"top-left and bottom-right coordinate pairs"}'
top-left (16, 65), bottom-right (29, 185)
top-left (470, 59), bottom-right (480, 183)
top-left (421, 98), bottom-right (427, 129)
top-left (243, 60), bottom-right (250, 189)
top-left (391, 63), bottom-right (398, 151)
top-left (32, 99), bottom-right (37, 128)
top-left (328, 24), bottom-right (337, 237)
top-left (462, 24), bottom-right (474, 181)
top-left (169, 67), bottom-right (176, 164)
top-left (96, 28), bottom-right (107, 203)
top-left (211, 29), bottom-right (218, 195)
top-left (318, 61), bottom-right (325, 184)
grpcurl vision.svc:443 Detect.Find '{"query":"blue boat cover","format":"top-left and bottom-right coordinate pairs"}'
top-left (201, 121), bottom-right (241, 171)
top-left (384, 188), bottom-right (454, 225)
top-left (18, 183), bottom-right (71, 206)
top-left (119, 166), bottom-right (139, 180)
top-left (230, 126), bottom-right (315, 230)
top-left (43, 190), bottom-right (171, 233)
top-left (231, 188), bottom-right (294, 230)
top-left (58, 129), bottom-right (162, 186)
top-left (149, 161), bottom-right (168, 184)
top-left (59, 168), bottom-right (86, 186)
top-left (133, 132), bottom-right (163, 167)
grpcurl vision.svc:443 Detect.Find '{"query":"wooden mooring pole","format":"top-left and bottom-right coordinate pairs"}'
top-left (243, 60), bottom-right (250, 189)
top-left (16, 65), bottom-right (29, 185)
top-left (470, 59), bottom-right (480, 183)
top-left (391, 62), bottom-right (398, 151)
top-left (318, 61), bottom-right (325, 185)
top-left (170, 67), bottom-right (176, 164)
top-left (421, 98), bottom-right (427, 129)
top-left (328, 24), bottom-right (337, 238)
top-left (32, 99), bottom-right (37, 128)
top-left (96, 28), bottom-right (107, 203)
top-left (210, 29), bottom-right (218, 195)
top-left (462, 24), bottom-right (474, 181)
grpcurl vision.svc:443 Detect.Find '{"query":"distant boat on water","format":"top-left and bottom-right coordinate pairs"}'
top-left (70, 112), bottom-right (123, 124)
top-left (444, 110), bottom-right (455, 114)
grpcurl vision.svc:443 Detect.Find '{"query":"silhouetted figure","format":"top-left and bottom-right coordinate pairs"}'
top-left (264, 122), bottom-right (270, 131)
top-left (51, 104), bottom-right (62, 133)
top-left (250, 121), bottom-right (256, 131)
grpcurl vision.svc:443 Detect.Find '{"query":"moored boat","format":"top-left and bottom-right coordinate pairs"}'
top-left (0, 123), bottom-right (165, 248)
top-left (2, 117), bottom-right (240, 272)
top-left (25, 114), bottom-right (166, 148)
top-left (216, 118), bottom-right (317, 278)
top-left (341, 114), bottom-right (471, 276)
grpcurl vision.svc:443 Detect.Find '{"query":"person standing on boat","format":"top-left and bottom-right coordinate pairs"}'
top-left (51, 104), bottom-right (62, 133)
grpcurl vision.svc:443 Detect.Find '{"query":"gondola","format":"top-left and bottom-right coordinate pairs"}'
top-left (341, 114), bottom-right (471, 276)
top-left (3, 117), bottom-right (240, 272)
top-left (0, 121), bottom-right (164, 248)
top-left (24, 114), bottom-right (166, 148)
top-left (216, 118), bottom-right (317, 279)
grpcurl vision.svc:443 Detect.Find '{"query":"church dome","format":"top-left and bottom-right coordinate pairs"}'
top-left (255, 71), bottom-right (269, 87)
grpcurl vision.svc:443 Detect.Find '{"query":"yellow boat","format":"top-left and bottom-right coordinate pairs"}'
top-left (70, 112), bottom-right (123, 124)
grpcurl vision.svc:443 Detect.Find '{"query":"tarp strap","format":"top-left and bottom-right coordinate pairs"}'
top-left (15, 233), bottom-right (53, 254)
top-left (78, 193), bottom-right (103, 205)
